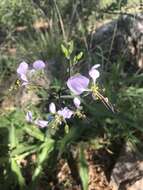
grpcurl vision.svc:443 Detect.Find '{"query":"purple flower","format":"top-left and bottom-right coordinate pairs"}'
top-left (57, 107), bottom-right (73, 119)
top-left (49, 102), bottom-right (73, 120)
top-left (89, 64), bottom-right (100, 84)
top-left (33, 60), bottom-right (45, 70)
top-left (49, 102), bottom-right (56, 114)
top-left (25, 111), bottom-right (48, 128)
top-left (26, 111), bottom-right (33, 122)
top-left (67, 74), bottom-right (89, 95)
top-left (17, 60), bottom-right (45, 86)
top-left (73, 97), bottom-right (81, 108)
top-left (34, 119), bottom-right (48, 128)
top-left (17, 61), bottom-right (28, 75)
top-left (17, 61), bottom-right (29, 85)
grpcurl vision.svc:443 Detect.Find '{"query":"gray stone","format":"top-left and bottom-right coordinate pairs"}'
top-left (91, 13), bottom-right (143, 69)
top-left (110, 142), bottom-right (143, 190)
top-left (128, 178), bottom-right (143, 190)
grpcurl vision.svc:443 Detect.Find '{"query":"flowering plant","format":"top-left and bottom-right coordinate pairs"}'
top-left (6, 42), bottom-right (115, 190)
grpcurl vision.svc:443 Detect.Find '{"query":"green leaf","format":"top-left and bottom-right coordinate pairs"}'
top-left (38, 139), bottom-right (55, 164)
top-left (32, 138), bottom-right (55, 180)
top-left (11, 158), bottom-right (25, 188)
top-left (68, 40), bottom-right (74, 55)
top-left (76, 52), bottom-right (83, 61)
top-left (61, 44), bottom-right (69, 58)
top-left (11, 144), bottom-right (37, 157)
top-left (9, 124), bottom-right (18, 149)
top-left (24, 125), bottom-right (45, 141)
top-left (78, 145), bottom-right (89, 190)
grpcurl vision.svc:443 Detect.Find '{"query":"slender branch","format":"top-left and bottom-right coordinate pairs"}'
top-left (53, 0), bottom-right (67, 42)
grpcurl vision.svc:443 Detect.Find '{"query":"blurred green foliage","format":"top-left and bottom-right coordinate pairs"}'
top-left (0, 0), bottom-right (38, 29)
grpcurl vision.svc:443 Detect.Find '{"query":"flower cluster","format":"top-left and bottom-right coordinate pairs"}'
top-left (66, 64), bottom-right (115, 113)
top-left (49, 102), bottom-right (74, 119)
top-left (67, 64), bottom-right (100, 96)
top-left (26, 96), bottom-right (82, 128)
top-left (17, 60), bottom-right (45, 86)
top-left (17, 60), bottom-right (101, 130)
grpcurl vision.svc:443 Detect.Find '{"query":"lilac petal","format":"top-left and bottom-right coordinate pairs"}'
top-left (89, 65), bottom-right (100, 84)
top-left (17, 61), bottom-right (28, 75)
top-left (19, 74), bottom-right (29, 86)
top-left (33, 60), bottom-right (45, 70)
top-left (73, 97), bottom-right (81, 108)
top-left (20, 73), bottom-right (28, 82)
top-left (67, 74), bottom-right (89, 95)
top-left (89, 69), bottom-right (100, 82)
top-left (57, 107), bottom-right (73, 119)
top-left (26, 111), bottom-right (33, 122)
top-left (91, 64), bottom-right (100, 69)
top-left (34, 119), bottom-right (48, 128)
top-left (49, 102), bottom-right (56, 114)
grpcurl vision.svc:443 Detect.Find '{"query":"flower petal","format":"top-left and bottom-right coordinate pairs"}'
top-left (49, 102), bottom-right (56, 114)
top-left (67, 74), bottom-right (89, 95)
top-left (57, 107), bottom-right (73, 119)
top-left (89, 64), bottom-right (100, 84)
top-left (17, 61), bottom-right (28, 75)
top-left (34, 119), bottom-right (48, 128)
top-left (73, 97), bottom-right (81, 108)
top-left (91, 64), bottom-right (100, 69)
top-left (26, 111), bottom-right (33, 122)
top-left (33, 60), bottom-right (45, 70)
top-left (20, 73), bottom-right (28, 82)
top-left (19, 73), bottom-right (29, 86)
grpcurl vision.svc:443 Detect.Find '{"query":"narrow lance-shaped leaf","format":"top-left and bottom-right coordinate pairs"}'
top-left (78, 145), bottom-right (89, 190)
top-left (11, 158), bottom-right (26, 188)
top-left (32, 138), bottom-right (55, 180)
top-left (73, 52), bottom-right (83, 65)
top-left (76, 52), bottom-right (83, 61)
top-left (24, 125), bottom-right (45, 141)
top-left (9, 124), bottom-right (18, 149)
top-left (68, 40), bottom-right (74, 55)
top-left (61, 44), bottom-right (69, 58)
top-left (11, 144), bottom-right (37, 157)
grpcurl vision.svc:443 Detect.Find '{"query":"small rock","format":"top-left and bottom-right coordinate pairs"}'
top-left (91, 13), bottom-right (143, 69)
top-left (110, 142), bottom-right (143, 190)
top-left (128, 178), bottom-right (143, 190)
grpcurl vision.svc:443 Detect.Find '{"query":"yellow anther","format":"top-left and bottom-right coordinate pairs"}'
top-left (16, 80), bottom-right (20, 85)
top-left (91, 85), bottom-right (99, 98)
top-left (91, 85), bottom-right (99, 93)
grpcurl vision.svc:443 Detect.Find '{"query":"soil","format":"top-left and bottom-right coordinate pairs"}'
top-left (36, 147), bottom-right (116, 190)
